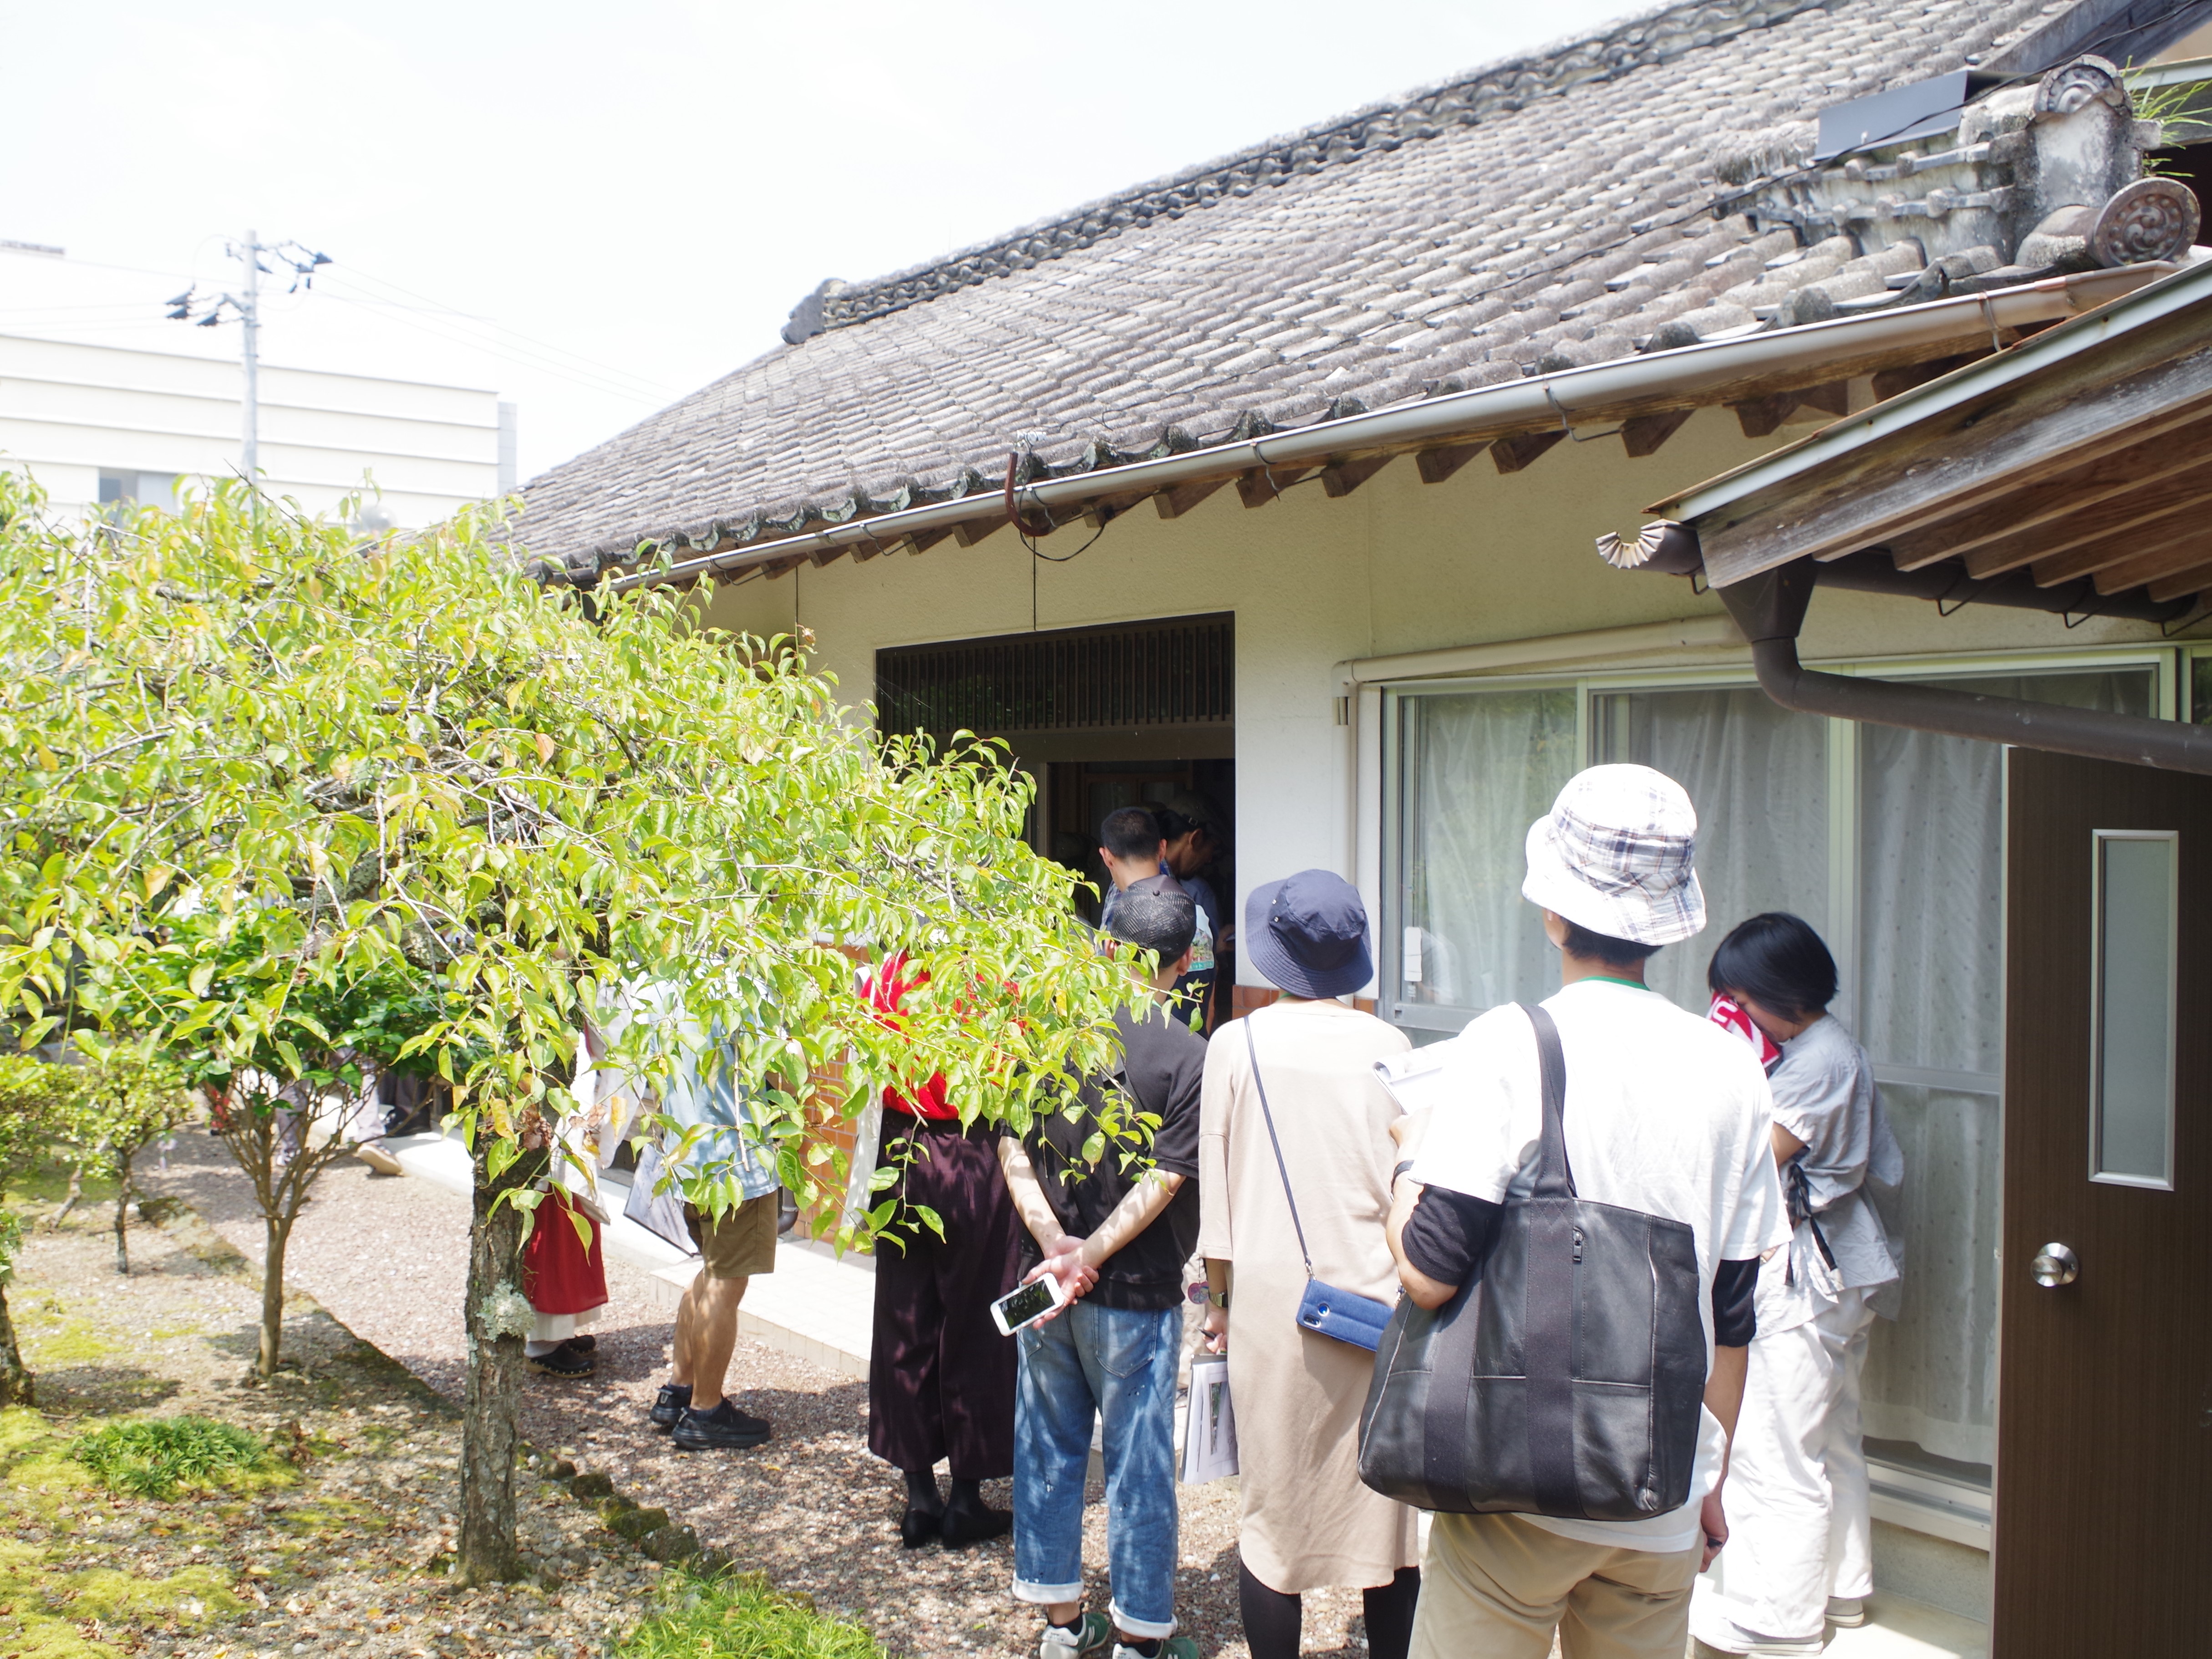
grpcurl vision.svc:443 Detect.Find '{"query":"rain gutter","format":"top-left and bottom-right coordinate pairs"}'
top-left (606, 265), bottom-right (2166, 595)
top-left (1715, 558), bottom-right (2212, 776)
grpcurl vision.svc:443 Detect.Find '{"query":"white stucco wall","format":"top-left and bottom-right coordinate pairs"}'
top-left (701, 396), bottom-right (2192, 989)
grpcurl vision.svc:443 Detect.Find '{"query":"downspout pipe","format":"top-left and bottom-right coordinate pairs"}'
top-left (1716, 559), bottom-right (2212, 775)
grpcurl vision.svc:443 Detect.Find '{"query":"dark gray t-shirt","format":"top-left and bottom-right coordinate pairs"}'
top-left (1020, 1003), bottom-right (1206, 1311)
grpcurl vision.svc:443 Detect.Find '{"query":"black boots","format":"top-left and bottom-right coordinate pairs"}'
top-left (899, 1467), bottom-right (945, 1548)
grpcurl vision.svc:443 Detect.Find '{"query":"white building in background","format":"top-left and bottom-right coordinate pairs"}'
top-left (0, 331), bottom-right (515, 527)
top-left (0, 240), bottom-right (517, 528)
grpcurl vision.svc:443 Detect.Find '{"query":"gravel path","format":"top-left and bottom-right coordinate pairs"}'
top-left (143, 1140), bottom-right (1387, 1657)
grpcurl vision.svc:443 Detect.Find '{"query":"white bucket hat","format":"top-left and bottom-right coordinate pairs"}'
top-left (1521, 764), bottom-right (1706, 947)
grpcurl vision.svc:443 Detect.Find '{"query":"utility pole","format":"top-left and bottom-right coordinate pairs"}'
top-left (168, 233), bottom-right (330, 493)
top-left (240, 229), bottom-right (259, 485)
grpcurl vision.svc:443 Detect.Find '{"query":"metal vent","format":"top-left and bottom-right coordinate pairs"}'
top-left (877, 613), bottom-right (1233, 738)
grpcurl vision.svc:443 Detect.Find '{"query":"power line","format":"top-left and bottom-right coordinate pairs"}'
top-left (313, 290), bottom-right (672, 407)
top-left (320, 265), bottom-right (680, 401)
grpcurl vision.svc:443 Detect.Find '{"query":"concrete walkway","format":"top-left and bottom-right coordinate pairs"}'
top-left (378, 1130), bottom-right (875, 1380)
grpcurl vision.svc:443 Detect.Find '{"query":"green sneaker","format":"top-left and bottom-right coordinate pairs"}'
top-left (1039, 1610), bottom-right (1112, 1658)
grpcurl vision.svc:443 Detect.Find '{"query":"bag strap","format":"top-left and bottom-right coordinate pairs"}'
top-left (1518, 1003), bottom-right (1576, 1201)
top-left (1243, 1014), bottom-right (1315, 1279)
top-left (1516, 1000), bottom-right (1583, 1517)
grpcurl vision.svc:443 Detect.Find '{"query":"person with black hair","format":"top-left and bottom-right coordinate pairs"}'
top-left (1690, 915), bottom-right (1902, 1657)
top-left (1098, 806), bottom-right (1216, 1025)
top-left (999, 888), bottom-right (1207, 1659)
top-left (1097, 807), bottom-right (1170, 931)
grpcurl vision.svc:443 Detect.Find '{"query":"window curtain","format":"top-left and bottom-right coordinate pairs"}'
top-left (1607, 687), bottom-right (1829, 1010)
top-left (1856, 668), bottom-right (2151, 1468)
top-left (1390, 666), bottom-right (2154, 1474)
top-left (1394, 689), bottom-right (1577, 1018)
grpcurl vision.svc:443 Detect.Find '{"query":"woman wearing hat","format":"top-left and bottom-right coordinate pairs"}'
top-left (1196, 870), bottom-right (1422, 1659)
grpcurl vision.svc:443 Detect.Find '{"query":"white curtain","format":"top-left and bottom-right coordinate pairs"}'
top-left (1396, 689), bottom-right (1577, 1018)
top-left (1392, 665), bottom-right (2153, 1475)
top-left (1611, 687), bottom-right (1830, 1011)
top-left (1854, 668), bottom-right (2150, 1468)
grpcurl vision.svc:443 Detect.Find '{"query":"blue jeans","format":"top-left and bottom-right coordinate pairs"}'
top-left (1013, 1301), bottom-right (1183, 1639)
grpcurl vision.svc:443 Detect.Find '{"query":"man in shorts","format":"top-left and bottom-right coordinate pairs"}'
top-left (1382, 764), bottom-right (1788, 1659)
top-left (646, 1034), bottom-right (783, 1451)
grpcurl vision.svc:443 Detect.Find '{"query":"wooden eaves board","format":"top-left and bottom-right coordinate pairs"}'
top-left (1685, 290), bottom-right (2212, 606)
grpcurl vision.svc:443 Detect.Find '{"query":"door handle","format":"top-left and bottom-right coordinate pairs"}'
top-left (2030, 1242), bottom-right (2080, 1288)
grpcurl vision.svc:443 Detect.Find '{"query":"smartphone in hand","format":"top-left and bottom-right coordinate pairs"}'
top-left (989, 1273), bottom-right (1072, 1336)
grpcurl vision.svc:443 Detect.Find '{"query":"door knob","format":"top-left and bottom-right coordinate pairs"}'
top-left (2030, 1242), bottom-right (2080, 1288)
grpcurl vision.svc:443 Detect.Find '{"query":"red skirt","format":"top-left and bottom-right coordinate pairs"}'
top-left (522, 1190), bottom-right (609, 1315)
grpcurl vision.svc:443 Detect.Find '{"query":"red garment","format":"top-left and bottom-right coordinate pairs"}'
top-left (1707, 993), bottom-right (1783, 1072)
top-left (521, 1189), bottom-right (609, 1315)
top-left (864, 952), bottom-right (956, 1120)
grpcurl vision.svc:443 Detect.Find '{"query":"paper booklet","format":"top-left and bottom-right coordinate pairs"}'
top-left (1180, 1355), bottom-right (1239, 1484)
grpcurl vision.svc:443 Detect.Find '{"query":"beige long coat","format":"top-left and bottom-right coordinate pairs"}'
top-left (1196, 998), bottom-right (1420, 1594)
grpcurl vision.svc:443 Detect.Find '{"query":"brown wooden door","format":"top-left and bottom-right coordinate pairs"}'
top-left (1994, 751), bottom-right (2212, 1653)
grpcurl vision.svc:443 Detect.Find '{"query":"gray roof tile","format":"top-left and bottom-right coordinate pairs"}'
top-left (517, 0), bottom-right (2099, 572)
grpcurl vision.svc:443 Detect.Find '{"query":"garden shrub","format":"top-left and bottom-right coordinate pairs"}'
top-left (620, 1567), bottom-right (886, 1659)
top-left (74, 1415), bottom-right (271, 1499)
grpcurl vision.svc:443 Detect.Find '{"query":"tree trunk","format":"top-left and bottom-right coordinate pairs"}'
top-left (258, 1214), bottom-right (292, 1377)
top-left (50, 1163), bottom-right (82, 1228)
top-left (113, 1150), bottom-right (133, 1276)
top-left (457, 1143), bottom-right (537, 1585)
top-left (0, 1284), bottom-right (32, 1406)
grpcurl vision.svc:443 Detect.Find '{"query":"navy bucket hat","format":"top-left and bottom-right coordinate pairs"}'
top-left (1245, 869), bottom-right (1373, 1000)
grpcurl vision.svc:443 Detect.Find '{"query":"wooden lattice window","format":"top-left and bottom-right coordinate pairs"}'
top-left (876, 613), bottom-right (1233, 737)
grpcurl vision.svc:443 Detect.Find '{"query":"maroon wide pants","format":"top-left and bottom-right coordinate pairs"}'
top-left (866, 1111), bottom-right (1022, 1479)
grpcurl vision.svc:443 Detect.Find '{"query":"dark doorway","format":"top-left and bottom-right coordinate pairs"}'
top-left (875, 613), bottom-right (1237, 1022)
top-left (1995, 750), bottom-right (2212, 1653)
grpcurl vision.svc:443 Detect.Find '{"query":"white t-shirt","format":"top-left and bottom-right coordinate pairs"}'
top-left (1382, 977), bottom-right (1790, 1553)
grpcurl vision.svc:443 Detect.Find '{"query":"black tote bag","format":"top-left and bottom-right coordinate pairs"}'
top-left (1357, 1003), bottom-right (1708, 1521)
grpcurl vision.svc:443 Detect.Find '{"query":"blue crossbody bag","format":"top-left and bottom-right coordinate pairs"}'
top-left (1243, 1016), bottom-right (1396, 1351)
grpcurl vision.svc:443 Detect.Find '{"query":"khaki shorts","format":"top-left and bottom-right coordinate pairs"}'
top-left (1412, 1511), bottom-right (1701, 1659)
top-left (684, 1194), bottom-right (780, 1280)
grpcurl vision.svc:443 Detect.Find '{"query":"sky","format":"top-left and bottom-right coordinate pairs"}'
top-left (1, 0), bottom-right (1651, 482)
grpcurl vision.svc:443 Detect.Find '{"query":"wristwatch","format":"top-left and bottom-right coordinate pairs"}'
top-left (1207, 1286), bottom-right (1230, 1310)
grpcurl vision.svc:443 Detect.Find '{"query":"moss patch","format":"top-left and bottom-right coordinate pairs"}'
top-left (17, 1307), bottom-right (122, 1369)
top-left (0, 1411), bottom-right (245, 1659)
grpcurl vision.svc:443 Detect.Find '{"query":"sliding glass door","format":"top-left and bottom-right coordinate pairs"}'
top-left (1382, 655), bottom-right (2161, 1496)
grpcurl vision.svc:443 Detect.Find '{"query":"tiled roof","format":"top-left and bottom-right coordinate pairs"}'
top-left (515, 0), bottom-right (2125, 578)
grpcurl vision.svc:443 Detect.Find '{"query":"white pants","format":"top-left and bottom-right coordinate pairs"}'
top-left (1693, 1287), bottom-right (1877, 1643)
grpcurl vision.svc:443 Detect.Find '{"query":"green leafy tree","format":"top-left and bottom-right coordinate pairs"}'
top-left (49, 1038), bottom-right (197, 1276)
top-left (131, 920), bottom-right (459, 1370)
top-left (0, 1052), bottom-right (81, 1404)
top-left (0, 473), bottom-right (1142, 1581)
